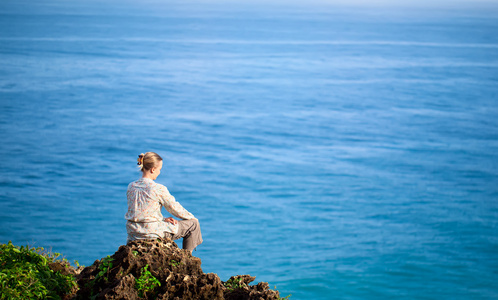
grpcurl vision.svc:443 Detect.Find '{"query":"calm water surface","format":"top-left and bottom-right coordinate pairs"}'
top-left (1, 1), bottom-right (498, 299)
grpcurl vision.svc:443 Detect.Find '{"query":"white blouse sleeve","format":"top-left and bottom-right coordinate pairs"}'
top-left (155, 184), bottom-right (195, 220)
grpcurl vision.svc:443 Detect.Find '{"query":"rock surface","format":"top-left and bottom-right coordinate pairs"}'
top-left (74, 239), bottom-right (281, 300)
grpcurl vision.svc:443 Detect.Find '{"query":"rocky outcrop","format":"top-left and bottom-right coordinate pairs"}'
top-left (74, 239), bottom-right (281, 300)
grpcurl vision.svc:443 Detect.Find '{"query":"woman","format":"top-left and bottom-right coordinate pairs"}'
top-left (125, 152), bottom-right (202, 252)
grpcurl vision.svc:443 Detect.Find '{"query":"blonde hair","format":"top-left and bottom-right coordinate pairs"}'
top-left (137, 152), bottom-right (163, 172)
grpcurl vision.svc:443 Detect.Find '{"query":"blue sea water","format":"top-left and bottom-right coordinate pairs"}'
top-left (1, 0), bottom-right (498, 298)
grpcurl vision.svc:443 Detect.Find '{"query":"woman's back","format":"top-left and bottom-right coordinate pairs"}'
top-left (125, 178), bottom-right (163, 223)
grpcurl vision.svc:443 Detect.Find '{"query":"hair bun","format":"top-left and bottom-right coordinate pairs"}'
top-left (137, 153), bottom-right (145, 166)
top-left (136, 152), bottom-right (162, 172)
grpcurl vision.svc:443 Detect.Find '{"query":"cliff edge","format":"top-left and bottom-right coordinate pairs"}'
top-left (72, 239), bottom-right (283, 300)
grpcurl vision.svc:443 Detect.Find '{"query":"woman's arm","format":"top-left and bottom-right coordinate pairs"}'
top-left (156, 184), bottom-right (195, 220)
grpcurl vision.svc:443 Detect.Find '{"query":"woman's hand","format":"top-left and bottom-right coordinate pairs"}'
top-left (164, 217), bottom-right (178, 225)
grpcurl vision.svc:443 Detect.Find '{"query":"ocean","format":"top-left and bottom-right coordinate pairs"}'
top-left (1, 0), bottom-right (497, 298)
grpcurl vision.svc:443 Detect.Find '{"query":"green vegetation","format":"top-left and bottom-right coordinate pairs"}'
top-left (86, 255), bottom-right (115, 299)
top-left (74, 260), bottom-right (83, 268)
top-left (94, 255), bottom-right (113, 283)
top-left (0, 241), bottom-right (76, 299)
top-left (224, 279), bottom-right (291, 299)
top-left (135, 264), bottom-right (161, 298)
top-left (224, 277), bottom-right (246, 292)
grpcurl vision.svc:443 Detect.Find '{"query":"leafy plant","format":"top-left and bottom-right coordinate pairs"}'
top-left (73, 260), bottom-right (84, 268)
top-left (224, 277), bottom-right (246, 292)
top-left (86, 255), bottom-right (115, 299)
top-left (135, 264), bottom-right (161, 298)
top-left (0, 241), bottom-right (76, 299)
top-left (95, 255), bottom-right (113, 283)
